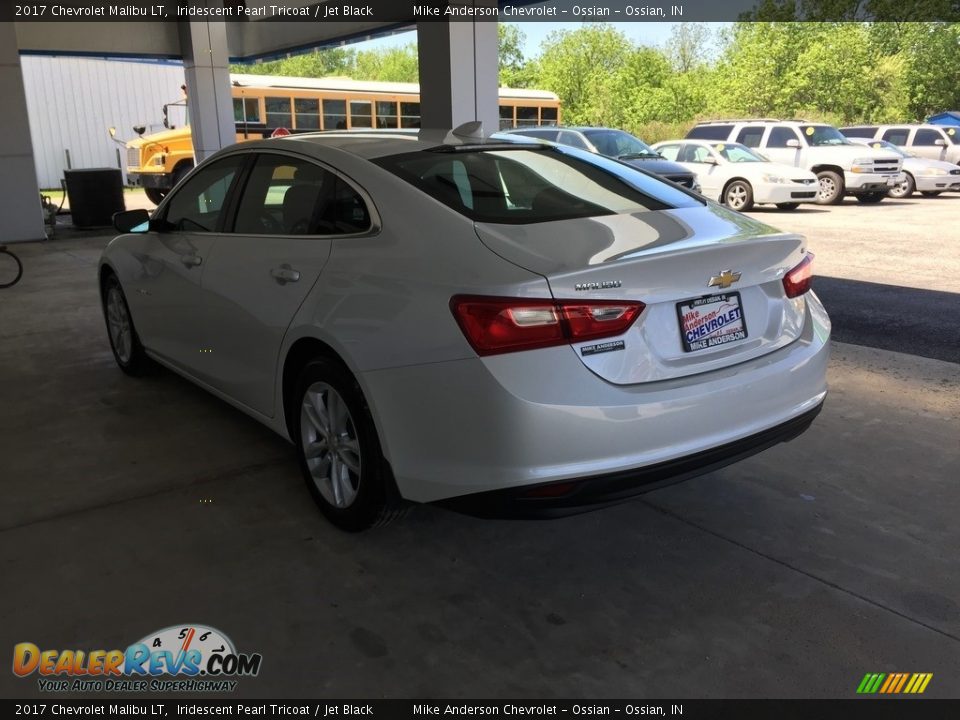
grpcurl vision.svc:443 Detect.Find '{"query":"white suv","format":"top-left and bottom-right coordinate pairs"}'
top-left (841, 124), bottom-right (960, 169)
top-left (687, 120), bottom-right (903, 205)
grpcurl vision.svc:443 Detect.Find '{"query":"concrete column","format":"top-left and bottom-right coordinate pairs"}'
top-left (0, 24), bottom-right (45, 243)
top-left (417, 4), bottom-right (499, 134)
top-left (178, 9), bottom-right (234, 162)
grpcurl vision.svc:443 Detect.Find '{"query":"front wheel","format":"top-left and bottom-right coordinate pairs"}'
top-left (888, 173), bottom-right (914, 199)
top-left (921, 191), bottom-right (943, 197)
top-left (775, 203), bottom-right (800, 211)
top-left (816, 170), bottom-right (844, 205)
top-left (144, 187), bottom-right (166, 205)
top-left (102, 274), bottom-right (152, 375)
top-left (723, 180), bottom-right (754, 211)
top-left (856, 192), bottom-right (886, 204)
top-left (0, 247), bottom-right (23, 288)
top-left (293, 358), bottom-right (402, 532)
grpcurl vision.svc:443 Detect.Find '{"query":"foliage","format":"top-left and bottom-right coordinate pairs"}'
top-left (230, 21), bottom-right (960, 132)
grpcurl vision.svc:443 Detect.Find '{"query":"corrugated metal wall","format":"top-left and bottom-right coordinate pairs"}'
top-left (21, 56), bottom-right (186, 188)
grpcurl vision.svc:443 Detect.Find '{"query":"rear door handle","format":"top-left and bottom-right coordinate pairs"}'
top-left (271, 265), bottom-right (301, 284)
top-left (180, 254), bottom-right (202, 268)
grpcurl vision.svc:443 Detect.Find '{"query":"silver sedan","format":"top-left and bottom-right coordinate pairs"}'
top-left (101, 129), bottom-right (830, 531)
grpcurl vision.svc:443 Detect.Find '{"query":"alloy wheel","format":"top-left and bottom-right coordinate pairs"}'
top-left (300, 382), bottom-right (362, 508)
top-left (106, 286), bottom-right (133, 363)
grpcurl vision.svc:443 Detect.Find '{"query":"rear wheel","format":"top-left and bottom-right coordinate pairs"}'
top-left (815, 170), bottom-right (844, 205)
top-left (856, 192), bottom-right (886, 204)
top-left (775, 203), bottom-right (800, 211)
top-left (888, 173), bottom-right (914, 199)
top-left (723, 180), bottom-right (754, 211)
top-left (144, 187), bottom-right (166, 205)
top-left (921, 191), bottom-right (943, 197)
top-left (102, 274), bottom-right (152, 376)
top-left (293, 358), bottom-right (402, 532)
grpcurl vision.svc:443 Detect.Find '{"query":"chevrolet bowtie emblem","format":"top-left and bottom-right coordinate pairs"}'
top-left (708, 270), bottom-right (742, 289)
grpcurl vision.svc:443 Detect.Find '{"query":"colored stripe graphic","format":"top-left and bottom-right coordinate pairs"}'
top-left (857, 672), bottom-right (933, 694)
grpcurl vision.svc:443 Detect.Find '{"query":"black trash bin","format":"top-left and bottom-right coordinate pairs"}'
top-left (64, 168), bottom-right (125, 228)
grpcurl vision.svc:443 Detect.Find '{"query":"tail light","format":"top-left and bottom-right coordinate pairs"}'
top-left (450, 295), bottom-right (645, 356)
top-left (783, 253), bottom-right (814, 298)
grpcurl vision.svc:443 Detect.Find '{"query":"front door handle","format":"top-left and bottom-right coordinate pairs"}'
top-left (180, 254), bottom-right (202, 268)
top-left (271, 265), bottom-right (301, 284)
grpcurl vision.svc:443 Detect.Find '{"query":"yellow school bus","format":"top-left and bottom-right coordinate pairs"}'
top-left (126, 74), bottom-right (562, 204)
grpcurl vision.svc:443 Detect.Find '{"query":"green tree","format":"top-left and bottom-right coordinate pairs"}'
top-left (352, 43), bottom-right (419, 82)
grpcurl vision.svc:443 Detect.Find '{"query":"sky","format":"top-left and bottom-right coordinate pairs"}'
top-left (350, 22), bottom-right (731, 60)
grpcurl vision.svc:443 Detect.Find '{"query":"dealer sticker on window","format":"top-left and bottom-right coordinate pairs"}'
top-left (677, 292), bottom-right (748, 352)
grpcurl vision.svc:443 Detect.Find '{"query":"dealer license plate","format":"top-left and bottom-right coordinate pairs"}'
top-left (677, 292), bottom-right (748, 353)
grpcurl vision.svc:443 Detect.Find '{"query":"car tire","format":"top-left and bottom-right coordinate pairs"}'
top-left (775, 203), bottom-right (800, 211)
top-left (921, 191), bottom-right (943, 197)
top-left (815, 170), bottom-right (844, 205)
top-left (144, 187), bottom-right (166, 205)
top-left (723, 180), bottom-right (754, 211)
top-left (293, 357), bottom-right (403, 532)
top-left (888, 173), bottom-right (914, 199)
top-left (102, 273), bottom-right (153, 376)
top-left (171, 163), bottom-right (193, 190)
top-left (855, 192), bottom-right (886, 204)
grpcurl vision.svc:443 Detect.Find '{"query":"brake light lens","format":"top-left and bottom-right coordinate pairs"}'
top-left (783, 253), bottom-right (814, 298)
top-left (450, 295), bottom-right (645, 356)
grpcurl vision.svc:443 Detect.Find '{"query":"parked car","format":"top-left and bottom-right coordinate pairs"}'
top-left (101, 129), bottom-right (829, 531)
top-left (687, 120), bottom-right (903, 205)
top-left (500, 126), bottom-right (701, 192)
top-left (840, 124), bottom-right (960, 174)
top-left (652, 139), bottom-right (818, 211)
top-left (844, 137), bottom-right (960, 198)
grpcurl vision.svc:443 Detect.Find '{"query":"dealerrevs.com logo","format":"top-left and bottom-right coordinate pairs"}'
top-left (13, 624), bottom-right (262, 693)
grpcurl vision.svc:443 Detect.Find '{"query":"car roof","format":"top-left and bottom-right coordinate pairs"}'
top-left (693, 119), bottom-right (822, 126)
top-left (229, 128), bottom-right (542, 161)
top-left (504, 126), bottom-right (627, 134)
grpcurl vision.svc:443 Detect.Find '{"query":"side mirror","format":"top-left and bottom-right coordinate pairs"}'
top-left (113, 209), bottom-right (150, 233)
top-left (934, 138), bottom-right (947, 147)
top-left (703, 156), bottom-right (719, 165)
top-left (786, 139), bottom-right (801, 148)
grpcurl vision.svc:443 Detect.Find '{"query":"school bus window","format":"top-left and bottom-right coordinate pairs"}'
top-left (323, 98), bottom-right (347, 130)
top-left (516, 106), bottom-right (538, 127)
top-left (350, 100), bottom-right (373, 128)
top-left (265, 97), bottom-right (291, 129)
top-left (541, 106), bottom-right (558, 125)
top-left (376, 101), bottom-right (398, 128)
top-left (233, 97), bottom-right (260, 124)
top-left (400, 102), bottom-right (421, 128)
top-left (294, 98), bottom-right (320, 129)
top-left (499, 105), bottom-right (514, 129)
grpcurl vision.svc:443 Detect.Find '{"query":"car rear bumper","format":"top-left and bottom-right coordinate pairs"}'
top-left (438, 401), bottom-right (823, 517)
top-left (361, 292), bottom-right (831, 504)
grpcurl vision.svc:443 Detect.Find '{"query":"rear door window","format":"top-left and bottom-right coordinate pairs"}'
top-left (882, 128), bottom-right (910, 145)
top-left (736, 126), bottom-right (766, 148)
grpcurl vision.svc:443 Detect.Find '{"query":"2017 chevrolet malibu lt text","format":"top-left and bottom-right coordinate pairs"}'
top-left (101, 129), bottom-right (831, 531)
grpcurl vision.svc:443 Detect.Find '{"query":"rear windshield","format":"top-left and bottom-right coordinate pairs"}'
top-left (374, 146), bottom-right (702, 224)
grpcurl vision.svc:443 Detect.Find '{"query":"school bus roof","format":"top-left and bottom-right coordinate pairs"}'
top-left (228, 73), bottom-right (560, 101)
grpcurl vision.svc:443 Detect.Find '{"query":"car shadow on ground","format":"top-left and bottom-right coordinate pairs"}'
top-left (815, 276), bottom-right (960, 364)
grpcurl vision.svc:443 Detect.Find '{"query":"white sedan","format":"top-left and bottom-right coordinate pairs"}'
top-left (101, 129), bottom-right (830, 531)
top-left (653, 140), bottom-right (820, 211)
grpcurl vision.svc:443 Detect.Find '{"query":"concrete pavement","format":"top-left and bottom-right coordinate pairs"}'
top-left (0, 233), bottom-right (957, 698)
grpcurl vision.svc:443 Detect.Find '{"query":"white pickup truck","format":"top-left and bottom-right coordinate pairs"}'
top-left (687, 120), bottom-right (903, 204)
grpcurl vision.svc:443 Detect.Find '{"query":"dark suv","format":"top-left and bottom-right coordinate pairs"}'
top-left (502, 126), bottom-right (700, 192)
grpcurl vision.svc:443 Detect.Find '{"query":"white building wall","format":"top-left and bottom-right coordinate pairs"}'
top-left (20, 56), bottom-right (186, 188)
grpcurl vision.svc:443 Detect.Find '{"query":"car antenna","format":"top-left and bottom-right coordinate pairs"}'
top-left (449, 121), bottom-right (485, 142)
